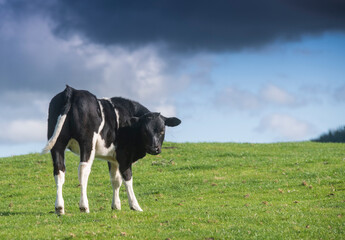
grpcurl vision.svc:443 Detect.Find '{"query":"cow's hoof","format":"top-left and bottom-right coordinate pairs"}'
top-left (111, 201), bottom-right (121, 210)
top-left (55, 207), bottom-right (65, 215)
top-left (79, 207), bottom-right (89, 213)
top-left (111, 206), bottom-right (121, 211)
top-left (130, 206), bottom-right (143, 212)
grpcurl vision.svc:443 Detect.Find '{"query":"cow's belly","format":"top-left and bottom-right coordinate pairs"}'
top-left (95, 135), bottom-right (117, 162)
top-left (67, 136), bottom-right (117, 163)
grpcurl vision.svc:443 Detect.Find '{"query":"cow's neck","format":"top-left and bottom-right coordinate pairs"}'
top-left (117, 126), bottom-right (146, 161)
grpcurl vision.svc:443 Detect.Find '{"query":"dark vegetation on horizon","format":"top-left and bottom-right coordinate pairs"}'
top-left (312, 126), bottom-right (345, 143)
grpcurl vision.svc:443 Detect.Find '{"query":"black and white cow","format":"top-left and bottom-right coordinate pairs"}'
top-left (42, 86), bottom-right (181, 215)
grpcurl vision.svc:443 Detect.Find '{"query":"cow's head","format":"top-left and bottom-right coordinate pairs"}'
top-left (130, 112), bottom-right (181, 155)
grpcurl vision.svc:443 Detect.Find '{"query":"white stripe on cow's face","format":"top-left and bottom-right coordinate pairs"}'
top-left (123, 178), bottom-right (143, 211)
top-left (54, 170), bottom-right (65, 215)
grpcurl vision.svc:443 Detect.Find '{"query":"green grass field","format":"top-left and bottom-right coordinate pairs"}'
top-left (0, 142), bottom-right (344, 239)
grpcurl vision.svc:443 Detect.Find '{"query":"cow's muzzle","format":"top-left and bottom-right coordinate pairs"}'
top-left (146, 146), bottom-right (161, 155)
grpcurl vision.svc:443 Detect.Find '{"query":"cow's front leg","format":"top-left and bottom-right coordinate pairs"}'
top-left (108, 161), bottom-right (122, 210)
top-left (121, 167), bottom-right (143, 212)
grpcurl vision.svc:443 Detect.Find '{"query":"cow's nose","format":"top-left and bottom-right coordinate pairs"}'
top-left (155, 147), bottom-right (160, 153)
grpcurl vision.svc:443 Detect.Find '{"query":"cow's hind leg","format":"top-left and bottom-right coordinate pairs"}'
top-left (108, 162), bottom-right (122, 210)
top-left (78, 137), bottom-right (96, 213)
top-left (51, 146), bottom-right (66, 215)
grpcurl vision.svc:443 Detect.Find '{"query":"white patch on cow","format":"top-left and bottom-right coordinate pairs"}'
top-left (109, 161), bottom-right (122, 210)
top-left (124, 178), bottom-right (143, 211)
top-left (95, 136), bottom-right (116, 161)
top-left (54, 170), bottom-right (65, 215)
top-left (114, 108), bottom-right (120, 129)
top-left (41, 114), bottom-right (67, 154)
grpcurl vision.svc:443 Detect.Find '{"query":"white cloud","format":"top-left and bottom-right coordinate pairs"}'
top-left (0, 15), bottom-right (193, 144)
top-left (260, 84), bottom-right (297, 106)
top-left (256, 114), bottom-right (315, 141)
top-left (0, 90), bottom-right (50, 119)
top-left (83, 45), bottom-right (171, 99)
top-left (216, 87), bottom-right (261, 110)
top-left (215, 84), bottom-right (303, 111)
top-left (153, 103), bottom-right (176, 117)
top-left (72, 44), bottom-right (184, 116)
top-left (0, 119), bottom-right (46, 143)
top-left (0, 16), bottom-right (100, 92)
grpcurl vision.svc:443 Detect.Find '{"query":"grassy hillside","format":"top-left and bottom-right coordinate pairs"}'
top-left (0, 142), bottom-right (344, 239)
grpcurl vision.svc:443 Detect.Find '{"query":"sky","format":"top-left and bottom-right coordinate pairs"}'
top-left (0, 0), bottom-right (345, 157)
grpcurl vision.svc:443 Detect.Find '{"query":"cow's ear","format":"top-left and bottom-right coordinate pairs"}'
top-left (129, 117), bottom-right (140, 126)
top-left (163, 117), bottom-right (181, 127)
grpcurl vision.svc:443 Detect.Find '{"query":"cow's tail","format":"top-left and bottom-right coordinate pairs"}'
top-left (41, 85), bottom-right (73, 155)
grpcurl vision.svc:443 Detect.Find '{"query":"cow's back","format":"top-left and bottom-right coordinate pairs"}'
top-left (109, 97), bottom-right (150, 127)
top-left (68, 89), bottom-right (102, 139)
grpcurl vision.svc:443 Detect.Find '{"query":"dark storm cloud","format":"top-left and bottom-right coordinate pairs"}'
top-left (5, 0), bottom-right (345, 52)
